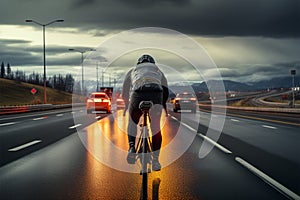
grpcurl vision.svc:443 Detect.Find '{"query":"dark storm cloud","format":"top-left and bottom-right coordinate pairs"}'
top-left (67, 0), bottom-right (300, 37)
top-left (72, 0), bottom-right (97, 8)
top-left (219, 61), bottom-right (300, 82)
top-left (0, 39), bottom-right (35, 66)
top-left (119, 0), bottom-right (191, 6)
top-left (0, 39), bottom-right (84, 66)
top-left (242, 61), bottom-right (300, 76)
top-left (1, 0), bottom-right (299, 38)
top-left (0, 39), bottom-right (31, 45)
top-left (1, 0), bottom-right (299, 83)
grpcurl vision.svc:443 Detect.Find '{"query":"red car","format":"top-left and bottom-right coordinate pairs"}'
top-left (116, 98), bottom-right (125, 108)
top-left (86, 92), bottom-right (111, 114)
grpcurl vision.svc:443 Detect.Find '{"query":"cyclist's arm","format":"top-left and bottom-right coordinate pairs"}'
top-left (161, 73), bottom-right (169, 115)
top-left (122, 69), bottom-right (132, 113)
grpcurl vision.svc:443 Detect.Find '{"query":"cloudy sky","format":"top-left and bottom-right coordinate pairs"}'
top-left (0, 0), bottom-right (299, 85)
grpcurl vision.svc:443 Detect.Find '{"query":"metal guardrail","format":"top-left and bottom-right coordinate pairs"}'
top-left (198, 103), bottom-right (300, 114)
top-left (1, 102), bottom-right (299, 115)
top-left (0, 103), bottom-right (85, 115)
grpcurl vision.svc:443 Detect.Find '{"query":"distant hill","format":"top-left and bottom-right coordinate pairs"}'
top-left (192, 80), bottom-right (252, 92)
top-left (249, 76), bottom-right (299, 90)
top-left (0, 78), bottom-right (73, 106)
top-left (191, 76), bottom-right (300, 92)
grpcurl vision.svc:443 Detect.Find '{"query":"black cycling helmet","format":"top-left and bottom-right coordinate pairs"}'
top-left (137, 54), bottom-right (155, 64)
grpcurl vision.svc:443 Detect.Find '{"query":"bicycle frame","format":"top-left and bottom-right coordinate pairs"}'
top-left (135, 101), bottom-right (153, 200)
top-left (136, 109), bottom-right (153, 171)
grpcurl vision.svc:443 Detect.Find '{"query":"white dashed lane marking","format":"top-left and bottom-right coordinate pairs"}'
top-left (262, 125), bottom-right (277, 129)
top-left (33, 116), bottom-right (48, 121)
top-left (8, 140), bottom-right (42, 152)
top-left (68, 124), bottom-right (82, 129)
top-left (0, 122), bottom-right (16, 127)
top-left (230, 119), bottom-right (240, 122)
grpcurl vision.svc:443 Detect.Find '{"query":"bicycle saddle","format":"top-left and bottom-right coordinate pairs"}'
top-left (139, 101), bottom-right (153, 111)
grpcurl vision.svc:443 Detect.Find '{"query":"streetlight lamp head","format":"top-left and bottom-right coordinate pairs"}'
top-left (56, 19), bottom-right (64, 22)
top-left (69, 48), bottom-right (75, 51)
top-left (25, 19), bottom-right (33, 22)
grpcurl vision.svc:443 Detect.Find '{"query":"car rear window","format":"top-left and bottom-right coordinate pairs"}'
top-left (91, 94), bottom-right (107, 98)
top-left (177, 94), bottom-right (195, 98)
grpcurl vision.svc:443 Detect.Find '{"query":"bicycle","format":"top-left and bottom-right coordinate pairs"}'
top-left (135, 100), bottom-right (154, 200)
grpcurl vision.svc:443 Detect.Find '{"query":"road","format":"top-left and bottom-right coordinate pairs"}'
top-left (0, 106), bottom-right (299, 200)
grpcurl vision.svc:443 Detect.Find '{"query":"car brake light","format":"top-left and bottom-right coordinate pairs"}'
top-left (190, 98), bottom-right (196, 101)
top-left (103, 99), bottom-right (110, 103)
top-left (87, 99), bottom-right (94, 103)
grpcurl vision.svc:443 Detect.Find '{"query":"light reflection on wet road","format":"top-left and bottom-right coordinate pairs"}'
top-left (0, 110), bottom-right (287, 199)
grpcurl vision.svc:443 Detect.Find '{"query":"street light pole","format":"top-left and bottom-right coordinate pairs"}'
top-left (25, 19), bottom-right (64, 104)
top-left (96, 63), bottom-right (99, 92)
top-left (291, 69), bottom-right (296, 107)
top-left (102, 70), bottom-right (104, 87)
top-left (69, 48), bottom-right (95, 94)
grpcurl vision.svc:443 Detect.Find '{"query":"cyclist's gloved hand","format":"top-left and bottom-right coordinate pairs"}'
top-left (123, 104), bottom-right (128, 116)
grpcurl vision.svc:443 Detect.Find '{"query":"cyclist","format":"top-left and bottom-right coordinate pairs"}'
top-left (122, 54), bottom-right (169, 171)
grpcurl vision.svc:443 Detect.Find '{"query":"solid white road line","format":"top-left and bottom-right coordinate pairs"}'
top-left (198, 133), bottom-right (232, 154)
top-left (0, 122), bottom-right (16, 127)
top-left (8, 140), bottom-right (42, 152)
top-left (68, 124), bottom-right (82, 129)
top-left (262, 125), bottom-right (277, 129)
top-left (171, 116), bottom-right (177, 121)
top-left (181, 122), bottom-right (197, 132)
top-left (235, 157), bottom-right (300, 200)
top-left (170, 115), bottom-right (232, 154)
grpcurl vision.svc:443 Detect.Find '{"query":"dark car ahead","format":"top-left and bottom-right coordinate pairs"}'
top-left (172, 92), bottom-right (197, 113)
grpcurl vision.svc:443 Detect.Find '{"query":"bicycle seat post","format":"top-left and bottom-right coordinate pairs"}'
top-left (139, 101), bottom-right (153, 128)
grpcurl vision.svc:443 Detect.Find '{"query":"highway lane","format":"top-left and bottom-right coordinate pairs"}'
top-left (179, 107), bottom-right (300, 196)
top-left (0, 109), bottom-right (289, 200)
top-left (0, 107), bottom-right (110, 167)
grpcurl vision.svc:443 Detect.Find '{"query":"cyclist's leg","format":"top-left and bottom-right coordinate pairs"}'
top-left (127, 92), bottom-right (143, 164)
top-left (149, 92), bottom-right (163, 171)
top-left (150, 109), bottom-right (162, 171)
top-left (150, 108), bottom-right (162, 151)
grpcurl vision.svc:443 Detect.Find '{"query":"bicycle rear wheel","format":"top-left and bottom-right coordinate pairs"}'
top-left (141, 129), bottom-right (148, 200)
